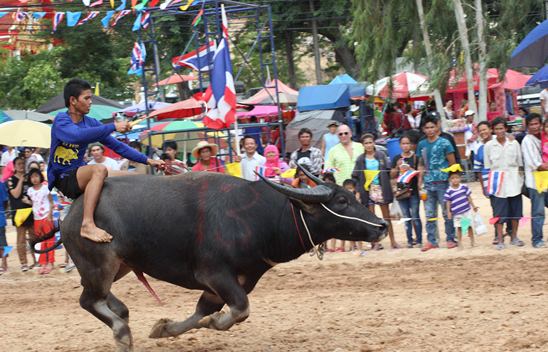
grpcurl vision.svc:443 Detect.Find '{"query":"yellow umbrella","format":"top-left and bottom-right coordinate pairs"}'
top-left (0, 120), bottom-right (51, 148)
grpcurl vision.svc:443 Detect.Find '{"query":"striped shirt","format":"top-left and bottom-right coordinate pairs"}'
top-left (473, 143), bottom-right (489, 194)
top-left (444, 184), bottom-right (472, 215)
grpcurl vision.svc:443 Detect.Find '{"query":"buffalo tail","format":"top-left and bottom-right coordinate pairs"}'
top-left (30, 221), bottom-right (62, 254)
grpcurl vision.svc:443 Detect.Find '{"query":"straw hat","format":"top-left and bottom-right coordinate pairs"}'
top-left (192, 141), bottom-right (219, 159)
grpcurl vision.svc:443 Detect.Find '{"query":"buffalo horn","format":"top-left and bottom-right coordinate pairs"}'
top-left (256, 172), bottom-right (334, 203)
top-left (296, 163), bottom-right (325, 185)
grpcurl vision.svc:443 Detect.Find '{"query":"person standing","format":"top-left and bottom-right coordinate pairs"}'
top-left (87, 144), bottom-right (121, 171)
top-left (320, 121), bottom-right (340, 162)
top-left (443, 100), bottom-right (455, 120)
top-left (0, 146), bottom-right (18, 174)
top-left (417, 114), bottom-right (457, 251)
top-left (325, 124), bottom-right (364, 185)
top-left (521, 113), bottom-right (548, 248)
top-left (289, 128), bottom-right (323, 176)
top-left (540, 87), bottom-right (548, 118)
top-left (0, 180), bottom-right (8, 274)
top-left (240, 135), bottom-right (266, 181)
top-left (484, 117), bottom-right (525, 249)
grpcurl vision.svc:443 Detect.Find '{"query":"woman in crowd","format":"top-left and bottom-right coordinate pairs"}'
top-left (352, 133), bottom-right (399, 249)
top-left (191, 141), bottom-right (225, 173)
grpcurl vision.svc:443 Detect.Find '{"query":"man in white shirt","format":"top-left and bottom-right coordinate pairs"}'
top-left (484, 117), bottom-right (524, 249)
top-left (240, 135), bottom-right (265, 181)
top-left (540, 88), bottom-right (548, 118)
top-left (87, 144), bottom-right (120, 171)
top-left (521, 113), bottom-right (548, 248)
top-left (0, 146), bottom-right (18, 172)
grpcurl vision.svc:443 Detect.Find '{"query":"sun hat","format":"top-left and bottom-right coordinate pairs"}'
top-left (464, 110), bottom-right (475, 116)
top-left (192, 141), bottom-right (219, 159)
top-left (327, 121), bottom-right (340, 127)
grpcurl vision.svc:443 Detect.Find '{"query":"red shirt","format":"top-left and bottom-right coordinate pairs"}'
top-left (191, 157), bottom-right (225, 173)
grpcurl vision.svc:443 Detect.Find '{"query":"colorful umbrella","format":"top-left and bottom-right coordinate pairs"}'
top-left (139, 120), bottom-right (203, 147)
top-left (367, 72), bottom-right (428, 99)
top-left (121, 101), bottom-right (172, 114)
top-left (149, 98), bottom-right (205, 120)
top-left (48, 105), bottom-right (120, 121)
top-left (0, 120), bottom-right (51, 148)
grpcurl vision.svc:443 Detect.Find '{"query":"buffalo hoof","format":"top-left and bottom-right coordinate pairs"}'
top-left (115, 339), bottom-right (133, 352)
top-left (149, 318), bottom-right (174, 338)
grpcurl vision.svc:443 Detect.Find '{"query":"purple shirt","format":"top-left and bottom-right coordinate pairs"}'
top-left (444, 184), bottom-right (471, 215)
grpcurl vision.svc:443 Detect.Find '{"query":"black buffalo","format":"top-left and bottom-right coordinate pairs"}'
top-left (38, 166), bottom-right (386, 351)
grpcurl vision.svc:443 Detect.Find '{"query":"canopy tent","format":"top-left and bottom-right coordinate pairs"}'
top-left (297, 85), bottom-right (351, 112)
top-left (330, 74), bottom-right (357, 85)
top-left (526, 65), bottom-right (548, 87)
top-left (366, 72), bottom-right (428, 99)
top-left (236, 105), bottom-right (279, 120)
top-left (240, 79), bottom-right (298, 105)
top-left (2, 109), bottom-right (53, 122)
top-left (510, 19), bottom-right (548, 68)
top-left (154, 73), bottom-right (196, 86)
top-left (148, 97), bottom-right (205, 120)
top-left (446, 68), bottom-right (531, 93)
top-left (285, 109), bottom-right (346, 152)
top-left (37, 94), bottom-right (123, 113)
top-left (48, 105), bottom-right (120, 121)
top-left (121, 101), bottom-right (172, 114)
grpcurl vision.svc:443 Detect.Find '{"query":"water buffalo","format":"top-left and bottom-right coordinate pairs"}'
top-left (40, 166), bottom-right (386, 351)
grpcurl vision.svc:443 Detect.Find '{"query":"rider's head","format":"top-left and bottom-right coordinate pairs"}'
top-left (64, 78), bottom-right (92, 112)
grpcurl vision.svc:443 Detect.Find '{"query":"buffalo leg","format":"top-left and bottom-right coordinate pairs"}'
top-left (197, 274), bottom-right (250, 331)
top-left (149, 291), bottom-right (224, 338)
top-left (107, 293), bottom-right (129, 323)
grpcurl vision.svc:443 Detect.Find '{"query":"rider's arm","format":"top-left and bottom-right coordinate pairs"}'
top-left (100, 136), bottom-right (148, 164)
top-left (53, 114), bottom-right (115, 145)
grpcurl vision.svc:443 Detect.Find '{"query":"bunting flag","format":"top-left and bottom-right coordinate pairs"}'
top-left (66, 12), bottom-right (82, 27)
top-left (149, 0), bottom-right (160, 6)
top-left (180, 0), bottom-right (195, 11)
top-left (128, 41), bottom-right (146, 76)
top-left (77, 11), bottom-right (99, 26)
top-left (14, 208), bottom-right (32, 227)
top-left (90, 0), bottom-right (104, 6)
top-left (110, 0), bottom-right (115, 7)
top-left (397, 170), bottom-right (419, 183)
top-left (533, 171), bottom-right (548, 193)
top-left (141, 11), bottom-right (151, 29)
top-left (132, 0), bottom-right (138, 8)
top-left (172, 41), bottom-right (215, 71)
top-left (94, 82), bottom-right (100, 96)
top-left (460, 216), bottom-right (472, 234)
top-left (53, 12), bottom-right (65, 32)
top-left (397, 218), bottom-right (413, 225)
top-left (101, 10), bottom-right (115, 28)
top-left (281, 168), bottom-right (296, 178)
top-left (363, 170), bottom-right (380, 191)
top-left (488, 217), bottom-right (500, 225)
top-left (519, 216), bottom-right (531, 228)
top-left (191, 8), bottom-right (203, 26)
top-left (441, 164), bottom-right (463, 173)
top-left (135, 0), bottom-right (149, 11)
top-left (486, 170), bottom-right (504, 196)
top-left (3, 246), bottom-right (12, 257)
top-left (32, 12), bottom-right (47, 20)
top-left (132, 12), bottom-right (143, 31)
top-left (111, 10), bottom-right (131, 27)
top-left (116, 0), bottom-right (127, 11)
top-left (160, 0), bottom-right (181, 10)
top-left (0, 12), bottom-right (8, 20)
top-left (202, 4), bottom-right (236, 129)
top-left (82, 0), bottom-right (91, 5)
top-left (225, 162), bottom-right (241, 178)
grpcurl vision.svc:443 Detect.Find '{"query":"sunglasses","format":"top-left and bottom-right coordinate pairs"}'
top-left (338, 132), bottom-right (349, 136)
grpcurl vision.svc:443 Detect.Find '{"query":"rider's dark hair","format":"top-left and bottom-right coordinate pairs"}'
top-left (64, 78), bottom-right (92, 108)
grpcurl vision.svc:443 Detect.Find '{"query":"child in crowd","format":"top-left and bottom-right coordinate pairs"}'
top-left (264, 145), bottom-right (289, 180)
top-left (0, 181), bottom-right (8, 274)
top-left (25, 169), bottom-right (55, 274)
top-left (291, 167), bottom-right (316, 189)
top-left (322, 172), bottom-right (336, 184)
top-left (342, 179), bottom-right (365, 255)
top-left (542, 119), bottom-right (548, 163)
top-left (444, 171), bottom-right (478, 249)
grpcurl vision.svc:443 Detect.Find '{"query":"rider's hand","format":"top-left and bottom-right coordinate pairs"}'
top-left (147, 159), bottom-right (166, 171)
top-left (114, 120), bottom-right (131, 133)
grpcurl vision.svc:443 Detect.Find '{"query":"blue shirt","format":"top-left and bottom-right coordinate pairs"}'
top-left (48, 112), bottom-right (148, 190)
top-left (417, 137), bottom-right (455, 183)
top-left (444, 184), bottom-right (472, 215)
top-left (323, 132), bottom-right (339, 160)
top-left (0, 182), bottom-right (7, 228)
top-left (365, 157), bottom-right (380, 185)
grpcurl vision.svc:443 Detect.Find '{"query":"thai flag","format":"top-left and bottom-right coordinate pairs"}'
top-left (172, 41), bottom-right (215, 71)
top-left (202, 5), bottom-right (236, 130)
top-left (397, 170), bottom-right (419, 184)
top-left (141, 11), bottom-right (151, 29)
top-left (487, 170), bottom-right (504, 196)
top-left (53, 12), bottom-right (65, 32)
top-left (77, 11), bottom-right (99, 26)
top-left (255, 166), bottom-right (267, 177)
top-left (128, 42), bottom-right (146, 76)
top-left (111, 10), bottom-right (131, 27)
top-left (90, 0), bottom-right (104, 7)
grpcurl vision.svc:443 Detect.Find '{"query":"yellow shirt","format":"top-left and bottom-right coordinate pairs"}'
top-left (325, 142), bottom-right (364, 185)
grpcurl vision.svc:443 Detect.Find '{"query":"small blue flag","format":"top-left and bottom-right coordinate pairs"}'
top-left (32, 12), bottom-right (47, 20)
top-left (66, 12), bottom-right (82, 27)
top-left (3, 246), bottom-right (12, 257)
top-left (0, 12), bottom-right (8, 19)
top-left (116, 0), bottom-right (127, 11)
top-left (132, 12), bottom-right (143, 31)
top-left (101, 10), bottom-right (115, 28)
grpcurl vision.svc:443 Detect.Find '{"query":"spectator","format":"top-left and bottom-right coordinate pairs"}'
top-left (464, 110), bottom-right (478, 160)
top-left (322, 172), bottom-right (336, 184)
top-left (444, 171), bottom-right (479, 249)
top-left (23, 147), bottom-right (44, 172)
top-left (25, 169), bottom-right (55, 275)
top-left (320, 121), bottom-right (340, 162)
top-left (417, 114), bottom-right (457, 251)
top-left (352, 133), bottom-right (399, 249)
top-left (540, 87), bottom-right (548, 118)
top-left (342, 178), bottom-right (365, 255)
top-left (458, 99), bottom-right (468, 118)
top-left (325, 124), bottom-right (364, 185)
top-left (191, 141), bottom-right (225, 173)
top-left (521, 113), bottom-right (548, 248)
top-left (87, 144), bottom-right (120, 171)
top-left (119, 141), bottom-right (148, 174)
top-left (7, 156), bottom-right (36, 272)
top-left (0, 180), bottom-right (8, 274)
top-left (242, 116), bottom-right (264, 155)
top-left (240, 135), bottom-right (266, 181)
top-left (382, 103), bottom-right (410, 137)
top-left (0, 145), bottom-right (18, 174)
top-left (542, 118), bottom-right (548, 163)
top-left (290, 166), bottom-right (317, 189)
top-left (289, 128), bottom-right (323, 176)
top-left (391, 134), bottom-right (422, 248)
top-left (263, 145), bottom-right (289, 180)
top-left (443, 100), bottom-right (455, 119)
top-left (161, 141), bottom-right (188, 175)
top-left (484, 117), bottom-right (525, 249)
top-left (405, 104), bottom-right (421, 130)
top-left (359, 100), bottom-right (378, 137)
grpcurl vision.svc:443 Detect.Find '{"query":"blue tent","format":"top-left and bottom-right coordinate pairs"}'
top-left (329, 74), bottom-right (357, 85)
top-left (510, 19), bottom-right (548, 68)
top-left (297, 85), bottom-right (351, 112)
top-left (526, 65), bottom-right (548, 87)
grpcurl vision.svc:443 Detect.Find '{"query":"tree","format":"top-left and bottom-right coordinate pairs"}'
top-left (475, 0), bottom-right (488, 121)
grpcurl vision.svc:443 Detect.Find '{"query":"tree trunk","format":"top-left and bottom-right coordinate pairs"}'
top-left (334, 45), bottom-right (359, 78)
top-left (453, 0), bottom-right (478, 116)
top-left (475, 0), bottom-right (488, 122)
top-left (284, 31), bottom-right (297, 89)
top-left (415, 0), bottom-right (446, 126)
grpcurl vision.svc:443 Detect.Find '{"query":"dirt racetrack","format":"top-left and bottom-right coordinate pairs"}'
top-left (2, 182), bottom-right (548, 352)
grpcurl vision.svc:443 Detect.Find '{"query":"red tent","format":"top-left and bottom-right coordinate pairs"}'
top-left (240, 79), bottom-right (298, 105)
top-left (154, 73), bottom-right (196, 86)
top-left (148, 97), bottom-right (204, 120)
top-left (446, 68), bottom-right (531, 93)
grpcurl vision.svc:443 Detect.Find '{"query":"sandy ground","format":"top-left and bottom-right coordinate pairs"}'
top-left (1, 181), bottom-right (548, 352)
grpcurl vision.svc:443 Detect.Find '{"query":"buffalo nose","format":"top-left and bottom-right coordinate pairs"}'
top-left (379, 220), bottom-right (389, 235)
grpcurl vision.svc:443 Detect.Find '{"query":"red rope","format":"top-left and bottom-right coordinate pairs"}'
top-left (289, 203), bottom-right (307, 251)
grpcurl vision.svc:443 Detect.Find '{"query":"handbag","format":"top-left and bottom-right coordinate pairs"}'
top-left (395, 182), bottom-right (412, 200)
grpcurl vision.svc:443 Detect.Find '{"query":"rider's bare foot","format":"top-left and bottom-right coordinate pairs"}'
top-left (81, 222), bottom-right (113, 243)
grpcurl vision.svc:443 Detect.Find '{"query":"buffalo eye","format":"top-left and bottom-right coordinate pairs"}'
top-left (336, 196), bottom-right (349, 205)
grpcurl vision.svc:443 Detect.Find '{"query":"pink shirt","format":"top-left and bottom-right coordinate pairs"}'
top-left (542, 132), bottom-right (548, 163)
top-left (191, 157), bottom-right (225, 173)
